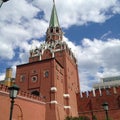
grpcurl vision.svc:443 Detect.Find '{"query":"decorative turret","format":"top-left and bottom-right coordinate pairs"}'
top-left (46, 0), bottom-right (63, 43)
top-left (29, 0), bottom-right (77, 65)
top-left (4, 68), bottom-right (15, 87)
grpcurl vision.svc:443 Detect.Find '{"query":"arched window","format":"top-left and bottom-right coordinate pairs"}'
top-left (55, 44), bottom-right (61, 49)
top-left (31, 90), bottom-right (40, 96)
top-left (50, 27), bottom-right (53, 32)
top-left (56, 27), bottom-right (59, 33)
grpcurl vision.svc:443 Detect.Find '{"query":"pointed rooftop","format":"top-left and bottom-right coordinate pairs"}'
top-left (46, 0), bottom-right (63, 42)
top-left (49, 0), bottom-right (60, 27)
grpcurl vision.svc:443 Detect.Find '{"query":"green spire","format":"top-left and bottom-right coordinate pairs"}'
top-left (49, 0), bottom-right (60, 27)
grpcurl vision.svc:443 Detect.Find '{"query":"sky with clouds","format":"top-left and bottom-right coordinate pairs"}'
top-left (0, 0), bottom-right (120, 91)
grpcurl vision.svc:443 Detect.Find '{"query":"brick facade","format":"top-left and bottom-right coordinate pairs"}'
top-left (0, 84), bottom-right (45, 120)
top-left (15, 48), bottom-right (80, 120)
top-left (77, 87), bottom-right (120, 120)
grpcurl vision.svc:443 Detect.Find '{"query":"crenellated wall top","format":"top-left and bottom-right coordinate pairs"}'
top-left (79, 86), bottom-right (120, 98)
top-left (0, 84), bottom-right (45, 104)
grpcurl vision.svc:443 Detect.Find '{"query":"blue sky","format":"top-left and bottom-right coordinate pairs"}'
top-left (0, 0), bottom-right (120, 91)
top-left (65, 14), bottom-right (120, 42)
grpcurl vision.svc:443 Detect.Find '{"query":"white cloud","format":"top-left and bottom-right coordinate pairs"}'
top-left (0, 0), bottom-right (120, 60)
top-left (0, 73), bottom-right (5, 81)
top-left (0, 0), bottom-right (120, 91)
top-left (0, 0), bottom-right (48, 60)
top-left (65, 37), bottom-right (120, 91)
top-left (55, 0), bottom-right (120, 27)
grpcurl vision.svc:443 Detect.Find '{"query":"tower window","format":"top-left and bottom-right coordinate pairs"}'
top-left (56, 44), bottom-right (60, 49)
top-left (50, 28), bottom-right (53, 32)
top-left (31, 76), bottom-right (38, 82)
top-left (44, 71), bottom-right (49, 78)
top-left (31, 90), bottom-right (40, 96)
top-left (56, 27), bottom-right (59, 33)
top-left (20, 75), bottom-right (25, 82)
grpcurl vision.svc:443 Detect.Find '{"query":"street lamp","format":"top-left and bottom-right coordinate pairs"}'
top-left (8, 84), bottom-right (20, 120)
top-left (102, 102), bottom-right (109, 120)
top-left (0, 0), bottom-right (9, 8)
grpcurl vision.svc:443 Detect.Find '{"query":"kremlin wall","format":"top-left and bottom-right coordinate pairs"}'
top-left (77, 87), bottom-right (120, 120)
top-left (1, 83), bottom-right (120, 119)
top-left (0, 84), bottom-right (45, 120)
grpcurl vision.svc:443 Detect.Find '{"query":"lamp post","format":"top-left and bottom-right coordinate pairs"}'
top-left (102, 102), bottom-right (109, 120)
top-left (0, 0), bottom-right (9, 8)
top-left (8, 84), bottom-right (20, 120)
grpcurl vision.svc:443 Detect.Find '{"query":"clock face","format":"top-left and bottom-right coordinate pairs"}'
top-left (31, 76), bottom-right (37, 82)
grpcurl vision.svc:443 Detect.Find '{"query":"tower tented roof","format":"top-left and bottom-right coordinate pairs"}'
top-left (49, 1), bottom-right (60, 27)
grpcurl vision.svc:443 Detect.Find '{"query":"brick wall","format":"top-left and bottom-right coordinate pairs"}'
top-left (77, 87), bottom-right (120, 120)
top-left (0, 84), bottom-right (46, 120)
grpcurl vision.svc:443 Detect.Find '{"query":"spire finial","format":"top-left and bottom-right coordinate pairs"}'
top-left (53, 0), bottom-right (55, 4)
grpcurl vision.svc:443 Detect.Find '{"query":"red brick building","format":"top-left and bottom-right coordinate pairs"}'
top-left (15, 1), bottom-right (80, 120)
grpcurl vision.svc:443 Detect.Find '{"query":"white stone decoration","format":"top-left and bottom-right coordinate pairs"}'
top-left (63, 94), bottom-right (70, 98)
top-left (50, 100), bottom-right (58, 104)
top-left (51, 87), bottom-right (57, 92)
top-left (64, 106), bottom-right (71, 109)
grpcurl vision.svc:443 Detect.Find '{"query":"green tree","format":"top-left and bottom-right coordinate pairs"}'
top-left (65, 116), bottom-right (90, 120)
top-left (92, 115), bottom-right (97, 120)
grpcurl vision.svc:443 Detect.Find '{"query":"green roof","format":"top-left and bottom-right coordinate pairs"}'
top-left (49, 2), bottom-right (60, 27)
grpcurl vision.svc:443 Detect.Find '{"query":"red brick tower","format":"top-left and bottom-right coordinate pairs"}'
top-left (16, 1), bottom-right (80, 120)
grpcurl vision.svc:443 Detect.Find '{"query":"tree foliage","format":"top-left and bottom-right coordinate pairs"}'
top-left (65, 116), bottom-right (90, 120)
